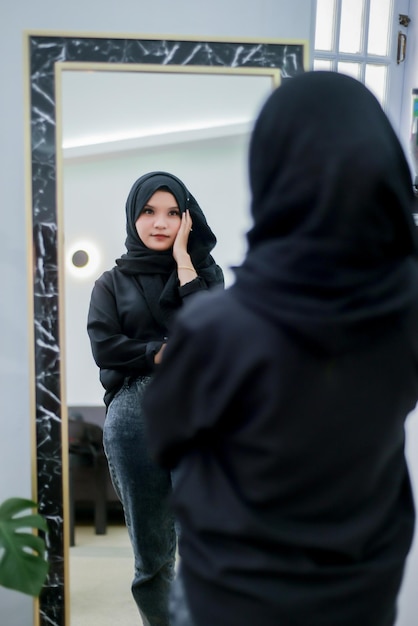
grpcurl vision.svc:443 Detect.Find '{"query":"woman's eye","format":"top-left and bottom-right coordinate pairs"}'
top-left (169, 210), bottom-right (181, 217)
top-left (142, 208), bottom-right (153, 215)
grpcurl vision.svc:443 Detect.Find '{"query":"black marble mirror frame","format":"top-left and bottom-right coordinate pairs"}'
top-left (26, 31), bottom-right (307, 625)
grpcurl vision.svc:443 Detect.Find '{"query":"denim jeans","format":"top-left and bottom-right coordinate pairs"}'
top-left (103, 376), bottom-right (177, 626)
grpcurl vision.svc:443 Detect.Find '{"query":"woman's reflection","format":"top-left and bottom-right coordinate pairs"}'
top-left (86, 171), bottom-right (224, 623)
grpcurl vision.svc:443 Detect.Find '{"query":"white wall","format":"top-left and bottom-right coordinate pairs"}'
top-left (0, 1), bottom-right (312, 624)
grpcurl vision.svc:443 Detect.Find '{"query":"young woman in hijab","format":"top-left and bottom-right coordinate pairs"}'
top-left (87, 171), bottom-right (224, 626)
top-left (142, 72), bottom-right (418, 626)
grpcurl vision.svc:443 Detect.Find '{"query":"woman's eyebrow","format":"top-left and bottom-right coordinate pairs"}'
top-left (143, 203), bottom-right (180, 209)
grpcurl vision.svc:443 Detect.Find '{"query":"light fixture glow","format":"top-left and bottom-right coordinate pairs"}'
top-left (66, 240), bottom-right (101, 279)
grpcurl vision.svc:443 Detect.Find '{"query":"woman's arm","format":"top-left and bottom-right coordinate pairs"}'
top-left (87, 274), bottom-right (163, 373)
top-left (173, 209), bottom-right (198, 286)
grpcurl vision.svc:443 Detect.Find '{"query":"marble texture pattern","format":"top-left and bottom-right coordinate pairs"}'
top-left (28, 33), bottom-right (306, 625)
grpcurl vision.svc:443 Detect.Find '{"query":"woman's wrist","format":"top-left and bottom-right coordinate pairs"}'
top-left (175, 253), bottom-right (192, 266)
top-left (176, 257), bottom-right (197, 285)
top-left (176, 255), bottom-right (196, 273)
top-left (178, 265), bottom-right (196, 272)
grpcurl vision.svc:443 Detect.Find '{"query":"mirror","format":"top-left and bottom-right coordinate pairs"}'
top-left (25, 32), bottom-right (307, 626)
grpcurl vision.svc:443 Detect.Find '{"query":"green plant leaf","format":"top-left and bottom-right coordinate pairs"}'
top-left (0, 498), bottom-right (49, 596)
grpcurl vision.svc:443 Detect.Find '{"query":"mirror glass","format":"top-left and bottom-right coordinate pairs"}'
top-left (59, 66), bottom-right (277, 621)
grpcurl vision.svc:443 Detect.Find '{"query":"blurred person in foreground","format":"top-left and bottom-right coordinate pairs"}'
top-left (143, 72), bottom-right (418, 626)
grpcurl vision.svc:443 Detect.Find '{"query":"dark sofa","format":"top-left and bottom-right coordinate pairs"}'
top-left (68, 406), bottom-right (123, 545)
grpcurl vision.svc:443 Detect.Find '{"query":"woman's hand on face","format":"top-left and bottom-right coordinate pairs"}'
top-left (173, 210), bottom-right (198, 284)
top-left (173, 210), bottom-right (193, 263)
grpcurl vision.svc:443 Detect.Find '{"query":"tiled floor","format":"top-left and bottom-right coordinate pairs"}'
top-left (70, 523), bottom-right (142, 625)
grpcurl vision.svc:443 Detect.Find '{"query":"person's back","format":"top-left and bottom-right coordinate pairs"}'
top-left (143, 72), bottom-right (418, 626)
top-left (145, 288), bottom-right (418, 626)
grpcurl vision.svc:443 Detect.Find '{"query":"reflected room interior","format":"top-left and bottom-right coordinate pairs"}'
top-left (62, 67), bottom-right (276, 624)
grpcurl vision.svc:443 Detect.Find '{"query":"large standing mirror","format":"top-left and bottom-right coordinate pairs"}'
top-left (25, 32), bottom-right (307, 626)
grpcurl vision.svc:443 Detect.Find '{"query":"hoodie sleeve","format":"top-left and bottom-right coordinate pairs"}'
top-left (87, 271), bottom-right (163, 374)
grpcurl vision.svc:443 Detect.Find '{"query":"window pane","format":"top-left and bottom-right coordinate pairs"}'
top-left (337, 62), bottom-right (361, 81)
top-left (339, 0), bottom-right (364, 54)
top-left (314, 59), bottom-right (333, 72)
top-left (368, 0), bottom-right (391, 56)
top-left (365, 64), bottom-right (387, 106)
top-left (315, 0), bottom-right (336, 51)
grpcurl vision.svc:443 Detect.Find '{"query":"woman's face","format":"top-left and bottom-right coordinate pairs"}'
top-left (135, 190), bottom-right (182, 251)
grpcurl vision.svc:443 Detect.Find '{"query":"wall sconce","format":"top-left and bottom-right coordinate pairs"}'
top-left (66, 241), bottom-right (100, 278)
top-left (71, 249), bottom-right (89, 268)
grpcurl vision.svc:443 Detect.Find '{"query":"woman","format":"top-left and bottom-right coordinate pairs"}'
top-left (142, 73), bottom-right (418, 626)
top-left (87, 171), bottom-right (224, 626)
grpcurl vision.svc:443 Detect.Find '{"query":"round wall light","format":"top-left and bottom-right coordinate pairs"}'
top-left (66, 241), bottom-right (101, 278)
top-left (71, 249), bottom-right (90, 268)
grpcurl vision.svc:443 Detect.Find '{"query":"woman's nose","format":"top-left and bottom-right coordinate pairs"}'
top-left (154, 215), bottom-right (167, 228)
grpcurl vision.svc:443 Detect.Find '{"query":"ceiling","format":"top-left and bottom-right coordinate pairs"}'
top-left (60, 68), bottom-right (274, 159)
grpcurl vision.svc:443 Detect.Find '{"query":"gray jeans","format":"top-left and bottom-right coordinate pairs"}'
top-left (104, 377), bottom-right (177, 626)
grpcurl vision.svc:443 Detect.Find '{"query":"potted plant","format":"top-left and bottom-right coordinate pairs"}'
top-left (0, 497), bottom-right (49, 596)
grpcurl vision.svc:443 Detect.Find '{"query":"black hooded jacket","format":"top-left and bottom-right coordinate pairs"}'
top-left (143, 74), bottom-right (418, 626)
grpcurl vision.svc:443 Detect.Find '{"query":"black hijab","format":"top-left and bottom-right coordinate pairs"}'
top-left (233, 71), bottom-right (418, 353)
top-left (116, 171), bottom-right (223, 328)
top-left (116, 171), bottom-right (219, 276)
